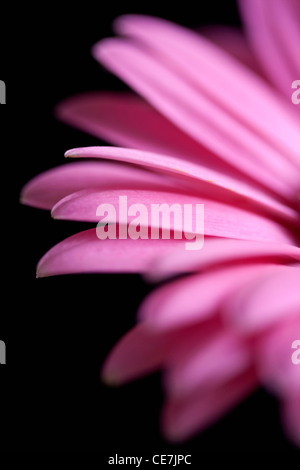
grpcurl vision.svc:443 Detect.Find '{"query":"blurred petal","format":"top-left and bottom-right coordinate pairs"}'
top-left (161, 369), bottom-right (256, 442)
top-left (102, 320), bottom-right (223, 386)
top-left (94, 38), bottom-right (299, 199)
top-left (164, 331), bottom-right (252, 397)
top-left (57, 91), bottom-right (236, 168)
top-left (239, 0), bottom-right (300, 102)
top-left (148, 239), bottom-right (300, 280)
top-left (281, 393), bottom-right (300, 447)
top-left (224, 265), bottom-right (300, 333)
top-left (101, 16), bottom-right (300, 169)
top-left (101, 324), bottom-right (170, 385)
top-left (139, 264), bottom-right (277, 330)
top-left (255, 316), bottom-right (300, 396)
top-left (113, 14), bottom-right (300, 165)
top-left (200, 25), bottom-right (262, 73)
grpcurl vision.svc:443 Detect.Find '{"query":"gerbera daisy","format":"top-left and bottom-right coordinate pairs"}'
top-left (21, 0), bottom-right (300, 445)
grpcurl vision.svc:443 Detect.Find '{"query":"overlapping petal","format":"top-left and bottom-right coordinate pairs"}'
top-left (239, 0), bottom-right (300, 102)
top-left (161, 368), bottom-right (257, 442)
top-left (20, 160), bottom-right (178, 210)
top-left (65, 147), bottom-right (299, 224)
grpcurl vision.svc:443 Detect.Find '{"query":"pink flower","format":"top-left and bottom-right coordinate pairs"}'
top-left (21, 0), bottom-right (300, 445)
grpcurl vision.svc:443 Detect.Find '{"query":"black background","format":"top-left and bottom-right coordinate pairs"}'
top-left (0, 0), bottom-right (298, 454)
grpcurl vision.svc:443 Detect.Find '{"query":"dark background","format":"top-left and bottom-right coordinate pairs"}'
top-left (0, 0), bottom-right (298, 454)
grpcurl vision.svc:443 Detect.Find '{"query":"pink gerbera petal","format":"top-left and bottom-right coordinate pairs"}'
top-left (239, 0), bottom-right (300, 102)
top-left (101, 324), bottom-right (171, 385)
top-left (147, 238), bottom-right (300, 280)
top-left (281, 393), bottom-right (300, 447)
top-left (66, 146), bottom-right (299, 223)
top-left (255, 315), bottom-right (300, 396)
top-left (199, 25), bottom-right (263, 74)
top-left (102, 319), bottom-right (221, 386)
top-left (20, 160), bottom-right (178, 210)
top-left (139, 263), bottom-right (279, 330)
top-left (56, 91), bottom-right (236, 168)
top-left (161, 369), bottom-right (257, 442)
top-left (51, 187), bottom-right (295, 244)
top-left (36, 229), bottom-right (184, 278)
top-left (110, 15), bottom-right (300, 170)
top-left (164, 330), bottom-right (252, 398)
top-left (93, 37), bottom-right (299, 198)
top-left (223, 265), bottom-right (300, 333)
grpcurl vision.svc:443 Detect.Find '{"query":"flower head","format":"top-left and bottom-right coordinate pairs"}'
top-left (21, 0), bottom-right (300, 445)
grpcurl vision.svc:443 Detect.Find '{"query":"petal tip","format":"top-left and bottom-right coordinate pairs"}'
top-left (19, 192), bottom-right (29, 206)
top-left (112, 14), bottom-right (135, 34)
top-left (50, 205), bottom-right (62, 220)
top-left (36, 260), bottom-right (49, 279)
top-left (91, 38), bottom-right (115, 63)
top-left (64, 149), bottom-right (77, 158)
top-left (101, 369), bottom-right (121, 387)
top-left (160, 422), bottom-right (186, 444)
top-left (19, 182), bottom-right (35, 207)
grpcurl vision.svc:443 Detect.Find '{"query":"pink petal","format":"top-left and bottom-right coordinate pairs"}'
top-left (58, 92), bottom-right (300, 215)
top-left (224, 265), bottom-right (300, 333)
top-left (239, 0), bottom-right (300, 102)
top-left (95, 16), bottom-right (300, 181)
top-left (164, 330), bottom-right (252, 398)
top-left (139, 264), bottom-right (278, 331)
top-left (113, 14), bottom-right (300, 166)
top-left (102, 320), bottom-right (220, 386)
top-left (199, 26), bottom-right (262, 74)
top-left (102, 322), bottom-right (219, 385)
top-left (161, 369), bottom-right (257, 442)
top-left (281, 393), bottom-right (300, 447)
top-left (255, 316), bottom-right (300, 396)
top-left (36, 228), bottom-right (184, 278)
top-left (20, 160), bottom-right (180, 210)
top-left (101, 324), bottom-right (171, 385)
top-left (51, 188), bottom-right (294, 244)
top-left (56, 91), bottom-right (236, 168)
top-left (148, 239), bottom-right (300, 281)
top-left (66, 147), bottom-right (298, 224)
top-left (94, 38), bottom-right (298, 199)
